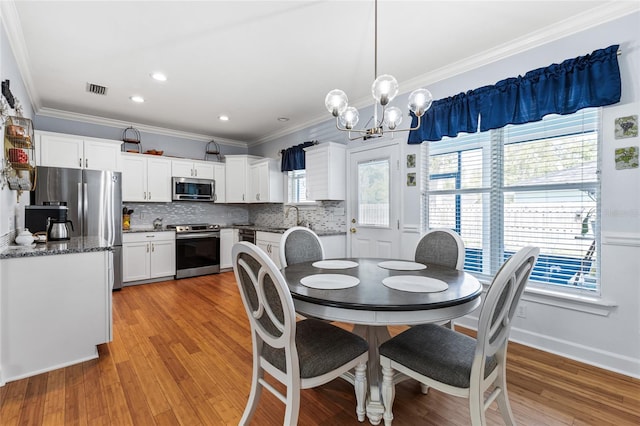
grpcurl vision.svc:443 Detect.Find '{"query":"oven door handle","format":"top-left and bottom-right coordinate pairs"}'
top-left (176, 233), bottom-right (220, 240)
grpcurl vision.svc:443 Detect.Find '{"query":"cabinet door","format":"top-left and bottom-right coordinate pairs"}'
top-left (84, 140), bottom-right (120, 171)
top-left (39, 134), bottom-right (84, 169)
top-left (147, 157), bottom-right (172, 202)
top-left (123, 242), bottom-right (151, 281)
top-left (193, 161), bottom-right (215, 179)
top-left (171, 159), bottom-right (195, 177)
top-left (250, 162), bottom-right (268, 202)
top-left (225, 156), bottom-right (248, 202)
top-left (220, 228), bottom-right (237, 269)
top-left (213, 163), bottom-right (226, 203)
top-left (150, 240), bottom-right (176, 278)
top-left (122, 154), bottom-right (147, 202)
top-left (305, 148), bottom-right (325, 200)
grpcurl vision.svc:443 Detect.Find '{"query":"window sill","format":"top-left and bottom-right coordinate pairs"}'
top-left (477, 278), bottom-right (617, 317)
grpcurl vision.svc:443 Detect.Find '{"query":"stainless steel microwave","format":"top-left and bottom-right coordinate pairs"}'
top-left (172, 177), bottom-right (215, 201)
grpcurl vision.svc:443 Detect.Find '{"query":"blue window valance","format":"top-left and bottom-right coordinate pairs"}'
top-left (408, 44), bottom-right (621, 143)
top-left (280, 141), bottom-right (317, 172)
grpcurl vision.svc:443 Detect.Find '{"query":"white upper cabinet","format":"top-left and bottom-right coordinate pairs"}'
top-left (37, 131), bottom-right (121, 171)
top-left (213, 163), bottom-right (225, 203)
top-left (122, 153), bottom-right (172, 202)
top-left (249, 158), bottom-right (284, 203)
top-left (224, 155), bottom-right (260, 203)
top-left (171, 159), bottom-right (215, 179)
top-left (304, 142), bottom-right (346, 200)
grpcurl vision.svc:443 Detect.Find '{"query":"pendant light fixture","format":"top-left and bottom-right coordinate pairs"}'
top-left (324, 0), bottom-right (433, 140)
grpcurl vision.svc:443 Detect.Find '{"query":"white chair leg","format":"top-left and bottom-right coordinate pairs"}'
top-left (420, 383), bottom-right (430, 394)
top-left (354, 362), bottom-right (367, 422)
top-left (239, 366), bottom-right (263, 425)
top-left (283, 386), bottom-right (301, 426)
top-left (468, 385), bottom-right (486, 426)
top-left (381, 363), bottom-right (396, 426)
top-left (496, 371), bottom-right (515, 425)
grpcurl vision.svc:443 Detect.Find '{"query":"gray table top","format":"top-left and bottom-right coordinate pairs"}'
top-left (281, 258), bottom-right (482, 312)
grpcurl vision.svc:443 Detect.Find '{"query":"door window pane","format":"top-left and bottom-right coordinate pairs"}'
top-left (358, 159), bottom-right (389, 227)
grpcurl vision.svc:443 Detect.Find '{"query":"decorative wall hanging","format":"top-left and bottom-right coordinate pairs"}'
top-left (407, 172), bottom-right (416, 186)
top-left (614, 115), bottom-right (638, 139)
top-left (406, 154), bottom-right (416, 168)
top-left (615, 146), bottom-right (638, 170)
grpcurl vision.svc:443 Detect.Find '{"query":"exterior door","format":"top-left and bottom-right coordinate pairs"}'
top-left (347, 143), bottom-right (400, 258)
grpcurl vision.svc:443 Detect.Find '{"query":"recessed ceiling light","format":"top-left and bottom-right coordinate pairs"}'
top-left (150, 72), bottom-right (167, 82)
top-left (277, 117), bottom-right (290, 122)
top-left (218, 115), bottom-right (230, 121)
top-left (130, 95), bottom-right (145, 103)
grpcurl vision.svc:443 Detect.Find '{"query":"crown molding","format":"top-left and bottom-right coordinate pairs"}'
top-left (37, 107), bottom-right (249, 148)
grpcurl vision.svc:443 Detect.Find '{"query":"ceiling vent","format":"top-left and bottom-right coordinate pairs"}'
top-left (86, 82), bottom-right (108, 95)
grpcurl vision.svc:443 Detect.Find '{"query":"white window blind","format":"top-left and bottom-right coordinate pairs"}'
top-left (287, 170), bottom-right (311, 204)
top-left (427, 108), bottom-right (600, 293)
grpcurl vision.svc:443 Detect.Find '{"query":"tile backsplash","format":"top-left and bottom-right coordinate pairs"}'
top-left (122, 201), bottom-right (346, 232)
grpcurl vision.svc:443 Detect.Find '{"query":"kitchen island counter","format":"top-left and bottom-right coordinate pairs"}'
top-left (0, 236), bottom-right (111, 259)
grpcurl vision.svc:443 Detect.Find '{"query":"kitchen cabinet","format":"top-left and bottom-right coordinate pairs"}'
top-left (256, 231), bottom-right (281, 268)
top-left (220, 228), bottom-right (239, 270)
top-left (121, 153), bottom-right (172, 202)
top-left (249, 158), bottom-right (284, 203)
top-left (37, 131), bottom-right (121, 171)
top-left (123, 231), bottom-right (176, 283)
top-left (225, 155), bottom-right (260, 203)
top-left (304, 142), bottom-right (346, 200)
top-left (319, 234), bottom-right (347, 259)
top-left (213, 163), bottom-right (225, 203)
top-left (171, 159), bottom-right (215, 179)
top-left (0, 250), bottom-right (112, 384)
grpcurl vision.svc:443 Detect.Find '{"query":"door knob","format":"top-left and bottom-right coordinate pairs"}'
top-left (350, 227), bottom-right (357, 233)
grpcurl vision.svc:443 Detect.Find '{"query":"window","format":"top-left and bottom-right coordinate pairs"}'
top-left (427, 108), bottom-right (600, 293)
top-left (287, 170), bottom-right (314, 204)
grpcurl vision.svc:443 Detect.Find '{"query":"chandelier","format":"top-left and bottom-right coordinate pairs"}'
top-left (324, 0), bottom-right (433, 141)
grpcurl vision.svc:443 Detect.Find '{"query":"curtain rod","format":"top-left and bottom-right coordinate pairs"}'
top-left (279, 140), bottom-right (319, 156)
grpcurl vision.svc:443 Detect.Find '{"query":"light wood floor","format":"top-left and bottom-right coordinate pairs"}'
top-left (1, 271), bottom-right (638, 425)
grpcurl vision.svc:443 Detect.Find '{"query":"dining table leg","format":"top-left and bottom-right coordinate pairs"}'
top-left (353, 324), bottom-right (392, 425)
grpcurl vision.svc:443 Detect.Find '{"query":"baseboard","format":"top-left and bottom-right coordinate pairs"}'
top-left (455, 317), bottom-right (640, 379)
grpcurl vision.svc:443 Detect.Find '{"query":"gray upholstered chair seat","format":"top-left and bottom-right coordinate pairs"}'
top-left (263, 319), bottom-right (369, 378)
top-left (379, 323), bottom-right (496, 388)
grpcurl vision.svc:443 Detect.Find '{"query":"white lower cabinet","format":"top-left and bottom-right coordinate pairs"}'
top-left (123, 231), bottom-right (176, 283)
top-left (220, 228), bottom-right (239, 269)
top-left (319, 234), bottom-right (347, 258)
top-left (256, 231), bottom-right (281, 268)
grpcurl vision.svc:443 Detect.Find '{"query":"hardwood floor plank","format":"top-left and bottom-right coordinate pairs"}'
top-left (1, 272), bottom-right (638, 425)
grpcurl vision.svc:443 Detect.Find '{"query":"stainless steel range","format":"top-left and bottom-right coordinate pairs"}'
top-left (167, 223), bottom-right (221, 279)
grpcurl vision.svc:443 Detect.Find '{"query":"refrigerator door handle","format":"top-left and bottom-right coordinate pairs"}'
top-left (83, 182), bottom-right (89, 236)
top-left (78, 182), bottom-right (84, 236)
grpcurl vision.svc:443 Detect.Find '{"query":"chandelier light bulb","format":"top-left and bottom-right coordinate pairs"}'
top-left (325, 89), bottom-right (349, 117)
top-left (372, 74), bottom-right (399, 106)
top-left (408, 88), bottom-right (433, 117)
top-left (339, 107), bottom-right (360, 129)
top-left (384, 106), bottom-right (403, 130)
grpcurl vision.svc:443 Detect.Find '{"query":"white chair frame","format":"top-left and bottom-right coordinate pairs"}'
top-left (380, 246), bottom-right (539, 426)
top-left (232, 242), bottom-right (367, 425)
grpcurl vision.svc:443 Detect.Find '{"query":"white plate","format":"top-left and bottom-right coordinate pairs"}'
top-left (377, 261), bottom-right (427, 271)
top-left (382, 276), bottom-right (448, 293)
top-left (312, 260), bottom-right (359, 269)
top-left (300, 274), bottom-right (360, 290)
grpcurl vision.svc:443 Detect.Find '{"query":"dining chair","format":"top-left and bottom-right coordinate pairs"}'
top-left (379, 246), bottom-right (540, 426)
top-left (279, 226), bottom-right (325, 268)
top-left (232, 241), bottom-right (368, 425)
top-left (414, 228), bottom-right (465, 270)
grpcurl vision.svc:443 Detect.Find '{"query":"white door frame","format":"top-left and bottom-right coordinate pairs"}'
top-left (346, 139), bottom-right (402, 258)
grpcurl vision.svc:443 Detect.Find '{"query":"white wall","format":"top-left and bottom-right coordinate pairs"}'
top-left (252, 12), bottom-right (640, 377)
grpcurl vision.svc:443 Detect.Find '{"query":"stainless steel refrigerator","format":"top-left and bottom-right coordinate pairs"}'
top-left (33, 166), bottom-right (123, 290)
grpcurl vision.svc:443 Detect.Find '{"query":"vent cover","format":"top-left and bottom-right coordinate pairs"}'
top-left (86, 83), bottom-right (108, 95)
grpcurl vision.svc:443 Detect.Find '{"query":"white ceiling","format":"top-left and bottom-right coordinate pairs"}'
top-left (3, 1), bottom-right (637, 146)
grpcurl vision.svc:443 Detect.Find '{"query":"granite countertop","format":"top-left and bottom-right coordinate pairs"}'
top-left (222, 225), bottom-right (345, 237)
top-left (123, 228), bottom-right (175, 233)
top-left (0, 236), bottom-right (112, 259)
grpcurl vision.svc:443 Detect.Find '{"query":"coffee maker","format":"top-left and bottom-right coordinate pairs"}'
top-left (25, 202), bottom-right (72, 240)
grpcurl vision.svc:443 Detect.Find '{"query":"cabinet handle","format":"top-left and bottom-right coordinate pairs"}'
top-left (152, 243), bottom-right (155, 252)
top-left (144, 192), bottom-right (147, 200)
top-left (147, 243), bottom-right (150, 253)
top-left (148, 192), bottom-right (151, 200)
top-left (242, 194), bottom-right (245, 201)
top-left (195, 169), bottom-right (197, 177)
top-left (85, 158), bottom-right (88, 168)
top-left (79, 158), bottom-right (82, 167)
top-left (214, 194), bottom-right (217, 202)
top-left (257, 193), bottom-right (260, 201)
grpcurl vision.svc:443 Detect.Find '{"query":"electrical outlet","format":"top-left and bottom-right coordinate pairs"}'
top-left (516, 305), bottom-right (527, 318)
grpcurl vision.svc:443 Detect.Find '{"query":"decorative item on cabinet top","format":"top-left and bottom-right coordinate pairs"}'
top-left (121, 125), bottom-right (142, 153)
top-left (205, 140), bottom-right (224, 162)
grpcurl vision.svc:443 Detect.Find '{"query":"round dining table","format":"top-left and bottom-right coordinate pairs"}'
top-left (280, 257), bottom-right (482, 425)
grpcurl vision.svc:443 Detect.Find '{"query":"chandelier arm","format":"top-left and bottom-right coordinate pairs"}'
top-left (408, 114), bottom-right (422, 131)
top-left (334, 117), bottom-right (372, 136)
